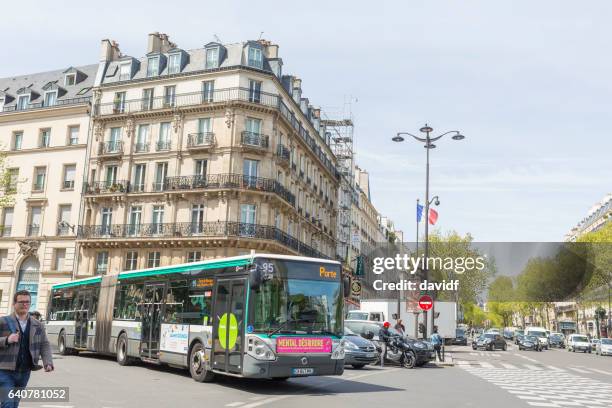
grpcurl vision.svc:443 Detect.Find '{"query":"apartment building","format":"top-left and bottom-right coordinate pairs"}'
top-left (0, 65), bottom-right (95, 314)
top-left (76, 34), bottom-right (339, 276)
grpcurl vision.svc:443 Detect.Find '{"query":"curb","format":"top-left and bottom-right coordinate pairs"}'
top-left (434, 353), bottom-right (455, 367)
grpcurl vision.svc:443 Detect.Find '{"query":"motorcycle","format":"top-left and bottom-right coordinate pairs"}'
top-left (381, 335), bottom-right (416, 369)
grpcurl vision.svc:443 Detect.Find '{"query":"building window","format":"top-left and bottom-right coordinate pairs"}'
top-left (101, 207), bottom-right (113, 235)
top-left (128, 206), bottom-right (142, 236)
top-left (157, 122), bottom-right (171, 151)
top-left (28, 206), bottom-right (42, 236)
top-left (1, 207), bottom-right (13, 237)
top-left (248, 47), bottom-right (263, 69)
top-left (53, 248), bottom-right (66, 271)
top-left (44, 91), bottom-right (57, 107)
top-left (63, 165), bottom-right (76, 190)
top-left (191, 204), bottom-right (205, 234)
top-left (205, 48), bottom-right (219, 69)
top-left (68, 126), bottom-right (79, 145)
top-left (142, 88), bottom-right (154, 111)
top-left (136, 124), bottom-right (150, 152)
top-left (33, 167), bottom-right (46, 191)
top-left (0, 249), bottom-right (8, 271)
top-left (248, 80), bottom-right (262, 103)
top-left (133, 164), bottom-right (146, 192)
top-left (96, 252), bottom-right (109, 274)
top-left (12, 132), bottom-right (23, 150)
top-left (113, 92), bottom-right (126, 113)
top-left (154, 162), bottom-right (168, 191)
top-left (119, 62), bottom-right (131, 81)
top-left (64, 73), bottom-right (76, 86)
top-left (147, 56), bottom-right (159, 77)
top-left (148, 252), bottom-right (161, 268)
top-left (105, 166), bottom-right (118, 187)
top-left (168, 54), bottom-right (181, 74)
top-left (245, 117), bottom-right (262, 135)
top-left (243, 159), bottom-right (259, 186)
top-left (39, 129), bottom-right (50, 148)
top-left (202, 81), bottom-right (214, 103)
top-left (195, 159), bottom-right (207, 178)
top-left (187, 251), bottom-right (201, 263)
top-left (240, 204), bottom-right (256, 236)
top-left (152, 205), bottom-right (164, 234)
top-left (164, 86), bottom-right (176, 107)
top-left (125, 251), bottom-right (138, 271)
top-left (6, 169), bottom-right (18, 192)
top-left (17, 95), bottom-right (30, 110)
top-left (58, 205), bottom-right (71, 235)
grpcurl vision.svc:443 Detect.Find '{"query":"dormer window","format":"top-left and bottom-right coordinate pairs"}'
top-left (147, 56), bottom-right (159, 77)
top-left (17, 94), bottom-right (30, 110)
top-left (205, 47), bottom-right (219, 69)
top-left (64, 73), bottom-right (76, 86)
top-left (0, 98), bottom-right (4, 111)
top-left (119, 62), bottom-right (131, 81)
top-left (44, 91), bottom-right (57, 107)
top-left (168, 53), bottom-right (181, 74)
top-left (248, 47), bottom-right (263, 69)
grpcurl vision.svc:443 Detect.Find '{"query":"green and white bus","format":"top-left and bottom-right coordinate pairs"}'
top-left (46, 254), bottom-right (345, 381)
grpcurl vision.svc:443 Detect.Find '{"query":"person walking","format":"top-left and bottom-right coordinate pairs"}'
top-left (0, 290), bottom-right (54, 408)
top-left (394, 319), bottom-right (405, 335)
top-left (431, 327), bottom-right (443, 362)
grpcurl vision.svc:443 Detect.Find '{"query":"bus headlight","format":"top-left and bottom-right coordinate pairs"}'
top-left (331, 339), bottom-right (346, 360)
top-left (247, 336), bottom-right (276, 361)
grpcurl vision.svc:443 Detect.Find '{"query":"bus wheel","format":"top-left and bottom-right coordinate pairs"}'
top-left (117, 334), bottom-right (132, 366)
top-left (58, 332), bottom-right (70, 356)
top-left (190, 342), bottom-right (215, 382)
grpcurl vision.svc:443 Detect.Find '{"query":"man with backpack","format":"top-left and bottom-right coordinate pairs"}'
top-left (431, 327), bottom-right (444, 362)
top-left (0, 290), bottom-right (53, 407)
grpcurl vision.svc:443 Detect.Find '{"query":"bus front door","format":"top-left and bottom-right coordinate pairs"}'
top-left (212, 278), bottom-right (246, 374)
top-left (74, 290), bottom-right (92, 348)
top-left (141, 283), bottom-right (166, 359)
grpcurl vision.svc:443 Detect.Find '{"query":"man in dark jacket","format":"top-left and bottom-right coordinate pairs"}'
top-left (0, 290), bottom-right (53, 407)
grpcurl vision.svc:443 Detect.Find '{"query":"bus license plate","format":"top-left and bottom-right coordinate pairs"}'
top-left (292, 368), bottom-right (314, 376)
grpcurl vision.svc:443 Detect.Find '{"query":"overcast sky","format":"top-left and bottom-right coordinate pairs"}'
top-left (3, 0), bottom-right (610, 242)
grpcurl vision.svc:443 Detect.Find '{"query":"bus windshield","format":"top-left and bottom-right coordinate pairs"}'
top-left (249, 261), bottom-right (342, 337)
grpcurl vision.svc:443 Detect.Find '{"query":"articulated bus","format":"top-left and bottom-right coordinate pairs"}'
top-left (46, 254), bottom-right (345, 381)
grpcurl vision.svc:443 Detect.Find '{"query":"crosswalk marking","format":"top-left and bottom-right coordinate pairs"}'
top-left (479, 362), bottom-right (495, 368)
top-left (568, 367), bottom-right (590, 374)
top-left (524, 364), bottom-right (543, 371)
top-left (501, 363), bottom-right (518, 369)
top-left (545, 365), bottom-right (565, 371)
top-left (588, 368), bottom-right (612, 375)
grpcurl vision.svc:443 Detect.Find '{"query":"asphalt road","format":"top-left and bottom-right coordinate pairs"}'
top-left (14, 344), bottom-right (612, 408)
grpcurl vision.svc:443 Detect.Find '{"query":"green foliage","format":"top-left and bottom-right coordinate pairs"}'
top-left (0, 151), bottom-right (16, 209)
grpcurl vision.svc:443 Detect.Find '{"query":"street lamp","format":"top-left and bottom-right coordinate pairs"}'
top-left (393, 124), bottom-right (465, 339)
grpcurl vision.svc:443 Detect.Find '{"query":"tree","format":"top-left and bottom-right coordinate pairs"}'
top-left (0, 151), bottom-right (16, 208)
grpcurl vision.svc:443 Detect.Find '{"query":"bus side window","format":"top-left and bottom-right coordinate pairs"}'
top-left (185, 290), bottom-right (212, 326)
top-left (164, 281), bottom-right (188, 324)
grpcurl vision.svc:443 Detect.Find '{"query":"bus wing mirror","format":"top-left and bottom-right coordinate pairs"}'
top-left (249, 267), bottom-right (263, 290)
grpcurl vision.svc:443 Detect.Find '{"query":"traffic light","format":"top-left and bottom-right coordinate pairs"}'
top-left (354, 255), bottom-right (364, 276)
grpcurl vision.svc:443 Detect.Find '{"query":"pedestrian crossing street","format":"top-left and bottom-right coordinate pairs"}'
top-left (457, 360), bottom-right (612, 407)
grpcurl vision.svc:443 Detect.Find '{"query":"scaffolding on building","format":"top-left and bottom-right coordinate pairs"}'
top-left (322, 115), bottom-right (356, 265)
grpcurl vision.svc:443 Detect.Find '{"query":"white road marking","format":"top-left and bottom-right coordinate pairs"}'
top-left (501, 363), bottom-right (518, 369)
top-left (546, 365), bottom-right (566, 371)
top-left (226, 402), bottom-right (246, 407)
top-left (479, 362), bottom-right (495, 368)
top-left (568, 367), bottom-right (590, 374)
top-left (524, 364), bottom-right (543, 371)
top-left (588, 368), bottom-right (612, 375)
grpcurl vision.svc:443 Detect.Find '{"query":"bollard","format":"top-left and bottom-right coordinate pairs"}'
top-left (442, 344), bottom-right (445, 362)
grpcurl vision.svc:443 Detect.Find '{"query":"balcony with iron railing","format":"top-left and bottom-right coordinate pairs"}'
top-left (156, 141), bottom-right (172, 151)
top-left (27, 224), bottom-right (40, 237)
top-left (94, 87), bottom-right (337, 177)
top-left (63, 180), bottom-right (75, 190)
top-left (98, 141), bottom-right (123, 156)
top-left (275, 145), bottom-right (290, 167)
top-left (241, 132), bottom-right (269, 149)
top-left (57, 225), bottom-right (72, 236)
top-left (78, 221), bottom-right (328, 259)
top-left (1, 96), bottom-right (91, 114)
top-left (134, 143), bottom-right (149, 153)
top-left (83, 180), bottom-right (130, 195)
top-left (186, 133), bottom-right (215, 150)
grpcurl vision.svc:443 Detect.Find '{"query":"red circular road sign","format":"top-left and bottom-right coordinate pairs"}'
top-left (418, 295), bottom-right (433, 311)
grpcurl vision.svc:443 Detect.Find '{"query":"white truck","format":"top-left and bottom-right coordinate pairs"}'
top-left (352, 300), bottom-right (457, 341)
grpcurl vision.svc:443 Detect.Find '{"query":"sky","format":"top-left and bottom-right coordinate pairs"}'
top-left (2, 0), bottom-right (611, 242)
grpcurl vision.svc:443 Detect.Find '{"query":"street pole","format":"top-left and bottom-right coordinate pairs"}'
top-left (415, 198), bottom-right (420, 339)
top-left (423, 130), bottom-right (431, 339)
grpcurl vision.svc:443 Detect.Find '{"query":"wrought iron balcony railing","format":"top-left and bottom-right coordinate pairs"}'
top-left (27, 224), bottom-right (40, 237)
top-left (187, 132), bottom-right (215, 148)
top-left (241, 131), bottom-right (269, 149)
top-left (78, 221), bottom-right (328, 259)
top-left (1, 96), bottom-right (91, 114)
top-left (83, 180), bottom-right (130, 194)
top-left (99, 141), bottom-right (123, 155)
top-left (156, 141), bottom-right (172, 151)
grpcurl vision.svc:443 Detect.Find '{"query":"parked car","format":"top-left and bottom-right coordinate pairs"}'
top-left (518, 335), bottom-right (542, 351)
top-left (342, 327), bottom-right (379, 369)
top-left (452, 328), bottom-right (468, 346)
top-left (346, 310), bottom-right (386, 322)
top-left (472, 333), bottom-right (507, 351)
top-left (525, 327), bottom-right (549, 350)
top-left (549, 333), bottom-right (565, 348)
top-left (567, 334), bottom-right (591, 353)
top-left (514, 330), bottom-right (524, 345)
top-left (595, 338), bottom-right (612, 356)
top-left (591, 338), bottom-right (600, 350)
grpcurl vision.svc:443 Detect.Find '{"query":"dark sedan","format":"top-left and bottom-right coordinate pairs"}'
top-left (472, 333), bottom-right (507, 351)
top-left (452, 328), bottom-right (468, 346)
top-left (549, 333), bottom-right (565, 348)
top-left (518, 335), bottom-right (542, 351)
top-left (342, 327), bottom-right (379, 368)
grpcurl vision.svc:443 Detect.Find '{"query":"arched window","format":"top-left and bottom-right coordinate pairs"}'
top-left (17, 256), bottom-right (41, 312)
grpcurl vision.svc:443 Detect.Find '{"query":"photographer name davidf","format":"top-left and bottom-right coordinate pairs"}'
top-left (372, 279), bottom-right (459, 291)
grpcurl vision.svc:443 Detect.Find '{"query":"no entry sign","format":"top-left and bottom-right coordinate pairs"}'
top-left (418, 295), bottom-right (433, 311)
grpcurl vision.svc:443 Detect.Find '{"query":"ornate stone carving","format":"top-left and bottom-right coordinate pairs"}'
top-left (225, 109), bottom-right (235, 128)
top-left (93, 122), bottom-right (104, 142)
top-left (18, 240), bottom-right (40, 257)
top-left (125, 116), bottom-right (135, 138)
top-left (172, 112), bottom-right (183, 133)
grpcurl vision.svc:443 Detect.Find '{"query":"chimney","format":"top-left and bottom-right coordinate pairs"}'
top-left (267, 44), bottom-right (279, 59)
top-left (100, 39), bottom-right (121, 62)
top-left (147, 32), bottom-right (162, 53)
top-left (159, 33), bottom-right (176, 52)
top-left (292, 78), bottom-right (302, 104)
